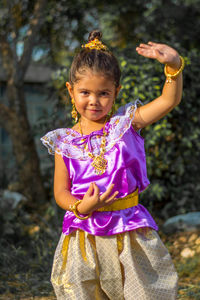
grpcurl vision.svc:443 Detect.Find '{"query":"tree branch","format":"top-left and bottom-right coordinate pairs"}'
top-left (0, 102), bottom-right (15, 132)
top-left (6, 0), bottom-right (19, 70)
top-left (0, 34), bottom-right (14, 78)
top-left (18, 0), bottom-right (48, 82)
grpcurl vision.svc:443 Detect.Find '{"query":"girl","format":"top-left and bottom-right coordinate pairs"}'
top-left (41, 30), bottom-right (184, 300)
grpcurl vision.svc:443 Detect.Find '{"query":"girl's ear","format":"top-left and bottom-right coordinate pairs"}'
top-left (66, 82), bottom-right (74, 98)
top-left (115, 85), bottom-right (121, 97)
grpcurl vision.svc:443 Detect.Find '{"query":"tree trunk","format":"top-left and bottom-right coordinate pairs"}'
top-left (0, 0), bottom-right (48, 207)
top-left (1, 83), bottom-right (47, 206)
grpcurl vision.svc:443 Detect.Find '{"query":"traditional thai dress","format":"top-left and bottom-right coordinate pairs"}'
top-left (41, 101), bottom-right (178, 300)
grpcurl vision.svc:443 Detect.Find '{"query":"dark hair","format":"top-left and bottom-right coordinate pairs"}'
top-left (69, 30), bottom-right (121, 87)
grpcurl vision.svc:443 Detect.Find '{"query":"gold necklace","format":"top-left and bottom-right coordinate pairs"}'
top-left (79, 118), bottom-right (108, 175)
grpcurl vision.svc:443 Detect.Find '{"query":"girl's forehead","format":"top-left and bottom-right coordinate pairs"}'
top-left (74, 70), bottom-right (115, 89)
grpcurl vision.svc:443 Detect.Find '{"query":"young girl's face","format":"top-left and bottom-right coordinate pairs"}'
top-left (66, 69), bottom-right (121, 123)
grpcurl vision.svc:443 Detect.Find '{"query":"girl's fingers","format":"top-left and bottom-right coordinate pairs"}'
top-left (100, 184), bottom-right (116, 201)
top-left (136, 48), bottom-right (156, 59)
top-left (137, 41), bottom-right (158, 50)
top-left (105, 191), bottom-right (119, 203)
top-left (93, 182), bottom-right (100, 196)
top-left (85, 182), bottom-right (94, 196)
top-left (136, 46), bottom-right (166, 61)
top-left (138, 43), bottom-right (151, 49)
top-left (148, 41), bottom-right (157, 46)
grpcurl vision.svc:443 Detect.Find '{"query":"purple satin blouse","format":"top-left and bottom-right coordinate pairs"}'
top-left (41, 101), bottom-right (158, 236)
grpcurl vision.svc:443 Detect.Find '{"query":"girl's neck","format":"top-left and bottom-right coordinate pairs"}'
top-left (81, 116), bottom-right (108, 135)
top-left (72, 116), bottom-right (108, 135)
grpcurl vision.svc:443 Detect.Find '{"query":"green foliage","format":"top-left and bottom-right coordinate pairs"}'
top-left (98, 0), bottom-right (200, 51)
top-left (117, 46), bottom-right (200, 218)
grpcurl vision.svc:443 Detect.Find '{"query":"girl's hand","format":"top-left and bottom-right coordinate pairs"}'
top-left (136, 42), bottom-right (181, 70)
top-left (77, 183), bottom-right (119, 215)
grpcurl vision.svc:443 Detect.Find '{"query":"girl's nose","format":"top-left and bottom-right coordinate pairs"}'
top-left (89, 95), bottom-right (99, 105)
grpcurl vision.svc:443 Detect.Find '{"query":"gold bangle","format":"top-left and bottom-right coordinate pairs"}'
top-left (164, 56), bottom-right (185, 83)
top-left (69, 200), bottom-right (92, 220)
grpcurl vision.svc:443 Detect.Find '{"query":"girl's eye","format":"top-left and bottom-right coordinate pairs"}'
top-left (81, 91), bottom-right (89, 95)
top-left (100, 91), bottom-right (109, 97)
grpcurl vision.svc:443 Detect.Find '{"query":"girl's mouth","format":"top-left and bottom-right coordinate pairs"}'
top-left (88, 109), bottom-right (101, 112)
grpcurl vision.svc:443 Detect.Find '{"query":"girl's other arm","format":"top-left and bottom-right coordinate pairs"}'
top-left (54, 152), bottom-right (119, 213)
top-left (133, 42), bottom-right (183, 129)
top-left (54, 152), bottom-right (77, 210)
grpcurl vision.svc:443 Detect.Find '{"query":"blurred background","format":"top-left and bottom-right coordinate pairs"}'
top-left (0, 0), bottom-right (200, 299)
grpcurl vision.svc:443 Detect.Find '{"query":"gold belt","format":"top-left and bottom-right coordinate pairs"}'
top-left (97, 189), bottom-right (139, 212)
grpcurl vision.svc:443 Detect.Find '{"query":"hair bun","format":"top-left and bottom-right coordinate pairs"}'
top-left (88, 30), bottom-right (102, 42)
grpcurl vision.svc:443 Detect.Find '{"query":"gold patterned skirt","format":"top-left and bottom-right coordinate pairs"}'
top-left (51, 228), bottom-right (178, 300)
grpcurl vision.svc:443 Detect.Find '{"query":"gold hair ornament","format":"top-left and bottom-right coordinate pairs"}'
top-left (164, 56), bottom-right (185, 83)
top-left (69, 200), bottom-right (92, 220)
top-left (82, 38), bottom-right (108, 51)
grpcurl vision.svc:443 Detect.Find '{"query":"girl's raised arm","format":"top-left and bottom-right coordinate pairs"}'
top-left (133, 42), bottom-right (183, 129)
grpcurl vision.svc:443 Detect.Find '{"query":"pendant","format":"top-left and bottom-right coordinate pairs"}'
top-left (166, 76), bottom-right (172, 83)
top-left (91, 154), bottom-right (108, 175)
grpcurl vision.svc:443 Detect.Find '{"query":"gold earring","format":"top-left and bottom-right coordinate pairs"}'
top-left (71, 98), bottom-right (78, 123)
top-left (109, 100), bottom-right (116, 118)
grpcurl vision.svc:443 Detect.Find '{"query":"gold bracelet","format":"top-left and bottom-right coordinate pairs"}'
top-left (164, 56), bottom-right (185, 83)
top-left (69, 200), bottom-right (92, 220)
